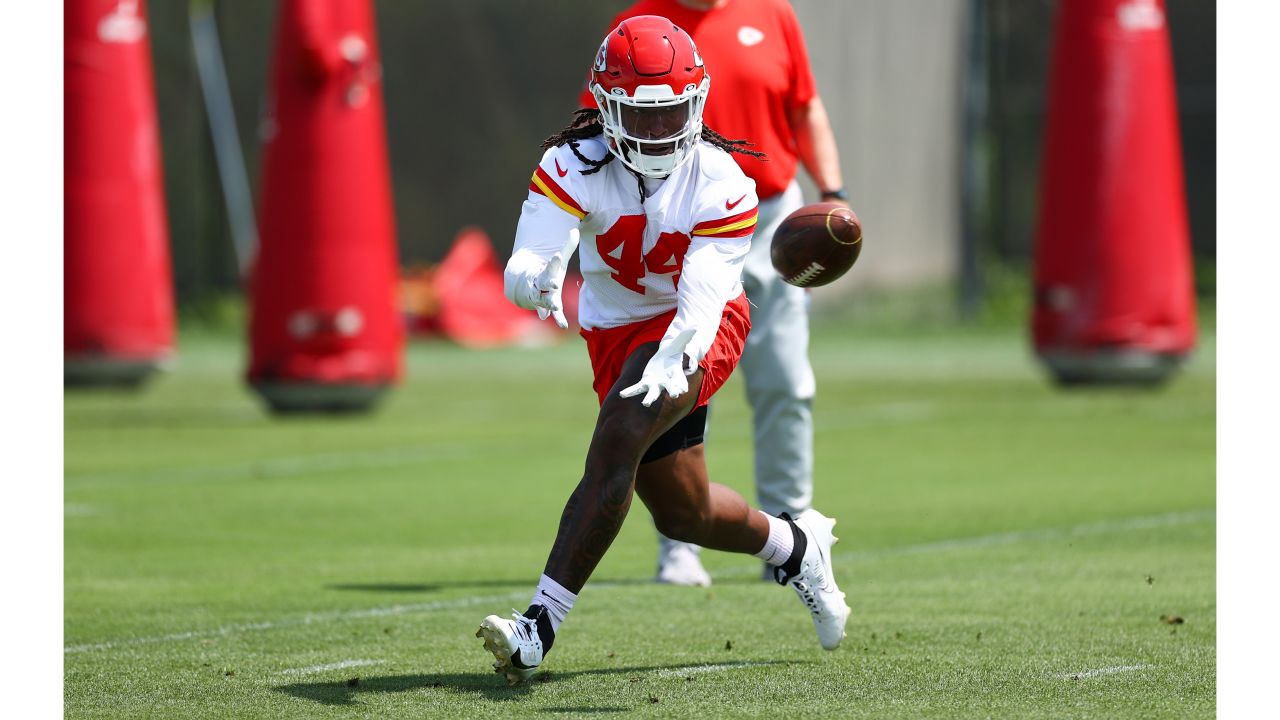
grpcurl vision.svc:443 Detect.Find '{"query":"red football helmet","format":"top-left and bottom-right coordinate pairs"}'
top-left (589, 15), bottom-right (710, 178)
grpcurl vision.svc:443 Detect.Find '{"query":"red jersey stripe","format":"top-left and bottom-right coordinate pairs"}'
top-left (530, 165), bottom-right (586, 219)
top-left (692, 207), bottom-right (759, 237)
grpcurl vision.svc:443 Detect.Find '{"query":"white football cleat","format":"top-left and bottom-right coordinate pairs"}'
top-left (476, 609), bottom-right (547, 685)
top-left (776, 509), bottom-right (851, 650)
top-left (655, 537), bottom-right (712, 587)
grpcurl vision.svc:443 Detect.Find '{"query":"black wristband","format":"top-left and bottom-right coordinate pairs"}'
top-left (820, 188), bottom-right (849, 201)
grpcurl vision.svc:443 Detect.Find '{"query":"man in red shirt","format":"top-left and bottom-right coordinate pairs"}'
top-left (581, 0), bottom-right (849, 586)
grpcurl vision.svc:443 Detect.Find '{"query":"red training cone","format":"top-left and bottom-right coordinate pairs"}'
top-left (1032, 0), bottom-right (1196, 385)
top-left (65, 0), bottom-right (175, 387)
top-left (248, 0), bottom-right (402, 412)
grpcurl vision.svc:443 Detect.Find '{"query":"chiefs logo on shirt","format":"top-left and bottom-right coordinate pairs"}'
top-left (737, 26), bottom-right (765, 47)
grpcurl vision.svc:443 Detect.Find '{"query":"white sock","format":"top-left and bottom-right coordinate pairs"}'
top-left (531, 574), bottom-right (576, 633)
top-left (752, 512), bottom-right (795, 567)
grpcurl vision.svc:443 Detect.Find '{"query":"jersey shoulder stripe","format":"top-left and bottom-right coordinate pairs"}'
top-left (529, 165), bottom-right (587, 220)
top-left (692, 207), bottom-right (759, 238)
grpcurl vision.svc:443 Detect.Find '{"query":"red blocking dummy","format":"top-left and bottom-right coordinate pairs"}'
top-left (1032, 0), bottom-right (1196, 385)
top-left (65, 0), bottom-right (176, 387)
top-left (249, 0), bottom-right (402, 412)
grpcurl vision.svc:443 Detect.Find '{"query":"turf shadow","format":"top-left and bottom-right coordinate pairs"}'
top-left (274, 661), bottom-right (795, 706)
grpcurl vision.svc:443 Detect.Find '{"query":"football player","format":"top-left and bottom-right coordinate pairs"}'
top-left (477, 16), bottom-right (850, 685)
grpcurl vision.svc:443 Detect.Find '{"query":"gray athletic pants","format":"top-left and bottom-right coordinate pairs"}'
top-left (738, 180), bottom-right (814, 517)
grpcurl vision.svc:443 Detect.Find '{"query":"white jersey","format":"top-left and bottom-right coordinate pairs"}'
top-left (506, 136), bottom-right (758, 364)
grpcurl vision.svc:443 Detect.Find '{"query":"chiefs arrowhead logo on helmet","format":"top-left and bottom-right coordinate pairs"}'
top-left (593, 37), bottom-right (609, 73)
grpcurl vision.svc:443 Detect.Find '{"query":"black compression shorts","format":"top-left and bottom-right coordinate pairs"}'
top-left (640, 405), bottom-right (709, 464)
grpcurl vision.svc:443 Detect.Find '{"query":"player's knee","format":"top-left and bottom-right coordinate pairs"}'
top-left (652, 504), bottom-right (710, 544)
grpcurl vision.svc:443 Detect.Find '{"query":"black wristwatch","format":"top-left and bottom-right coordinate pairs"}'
top-left (820, 187), bottom-right (849, 202)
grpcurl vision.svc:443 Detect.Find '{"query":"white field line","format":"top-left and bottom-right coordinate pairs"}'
top-left (1059, 664), bottom-right (1151, 680)
top-left (656, 662), bottom-right (774, 679)
top-left (65, 509), bottom-right (1212, 656)
top-left (277, 659), bottom-right (385, 676)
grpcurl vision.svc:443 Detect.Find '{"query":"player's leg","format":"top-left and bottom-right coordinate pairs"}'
top-left (651, 407), bottom-right (712, 586)
top-left (636, 445), bottom-right (770, 555)
top-left (540, 342), bottom-right (704, 591)
top-left (632, 424), bottom-right (851, 652)
top-left (478, 341), bottom-right (700, 684)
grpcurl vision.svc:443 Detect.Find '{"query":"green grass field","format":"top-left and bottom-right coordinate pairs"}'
top-left (64, 320), bottom-right (1216, 718)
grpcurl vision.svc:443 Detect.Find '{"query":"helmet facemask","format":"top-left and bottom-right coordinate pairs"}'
top-left (594, 78), bottom-right (709, 179)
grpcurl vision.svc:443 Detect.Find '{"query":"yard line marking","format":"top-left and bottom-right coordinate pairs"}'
top-left (63, 591), bottom-right (528, 654)
top-left (65, 510), bottom-right (1212, 655)
top-left (278, 659), bottom-right (385, 676)
top-left (656, 662), bottom-right (774, 678)
top-left (1059, 664), bottom-right (1151, 680)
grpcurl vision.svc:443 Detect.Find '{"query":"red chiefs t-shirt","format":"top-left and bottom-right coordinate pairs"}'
top-left (579, 0), bottom-right (817, 200)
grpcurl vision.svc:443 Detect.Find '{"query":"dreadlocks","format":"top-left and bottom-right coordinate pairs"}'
top-left (541, 108), bottom-right (767, 177)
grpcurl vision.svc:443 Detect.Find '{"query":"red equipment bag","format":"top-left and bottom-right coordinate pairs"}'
top-left (248, 0), bottom-right (402, 412)
top-left (65, 0), bottom-right (175, 386)
top-left (1032, 0), bottom-right (1197, 385)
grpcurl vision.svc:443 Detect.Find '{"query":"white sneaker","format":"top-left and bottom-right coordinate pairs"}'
top-left (775, 509), bottom-right (851, 650)
top-left (476, 609), bottom-right (547, 685)
top-left (655, 537), bottom-right (712, 587)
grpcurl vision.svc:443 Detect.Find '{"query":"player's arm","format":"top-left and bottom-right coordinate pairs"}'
top-left (669, 170), bottom-right (759, 365)
top-left (666, 205), bottom-right (757, 364)
top-left (506, 198), bottom-right (578, 310)
top-left (619, 201), bottom-right (756, 406)
top-left (788, 96), bottom-right (846, 203)
top-left (505, 149), bottom-right (589, 327)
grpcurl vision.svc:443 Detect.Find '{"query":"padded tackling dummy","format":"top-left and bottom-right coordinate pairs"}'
top-left (1032, 0), bottom-right (1196, 385)
top-left (65, 0), bottom-right (175, 387)
top-left (248, 0), bottom-right (402, 412)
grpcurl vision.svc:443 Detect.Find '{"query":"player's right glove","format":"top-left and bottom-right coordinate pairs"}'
top-left (529, 229), bottom-right (579, 329)
top-left (619, 329), bottom-right (697, 407)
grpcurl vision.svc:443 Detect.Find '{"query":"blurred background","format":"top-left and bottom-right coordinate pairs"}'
top-left (141, 0), bottom-right (1214, 322)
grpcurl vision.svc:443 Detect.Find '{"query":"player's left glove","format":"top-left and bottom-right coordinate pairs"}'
top-left (531, 229), bottom-right (579, 329)
top-left (619, 329), bottom-right (697, 407)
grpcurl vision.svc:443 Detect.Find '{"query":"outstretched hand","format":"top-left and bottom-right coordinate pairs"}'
top-left (619, 329), bottom-right (697, 407)
top-left (533, 229), bottom-right (580, 329)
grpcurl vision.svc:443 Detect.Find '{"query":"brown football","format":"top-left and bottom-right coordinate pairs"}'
top-left (770, 202), bottom-right (862, 287)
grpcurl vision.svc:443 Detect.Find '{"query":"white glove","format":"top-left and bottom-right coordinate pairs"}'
top-left (619, 329), bottom-right (697, 407)
top-left (532, 229), bottom-right (579, 329)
